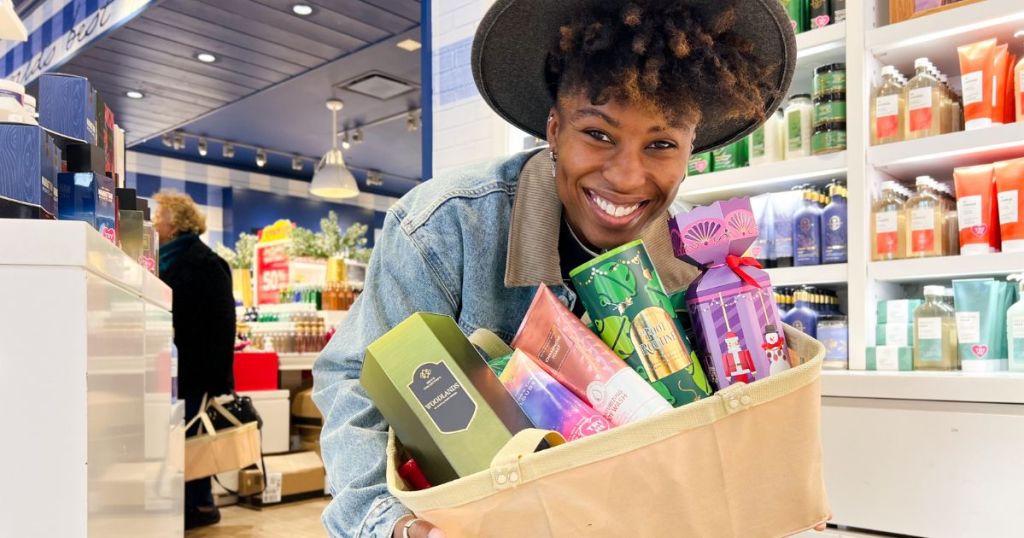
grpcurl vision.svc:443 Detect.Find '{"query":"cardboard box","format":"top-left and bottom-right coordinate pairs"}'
top-left (57, 172), bottom-right (116, 243)
top-left (37, 73), bottom-right (97, 144)
top-left (866, 346), bottom-right (914, 371)
top-left (0, 124), bottom-right (60, 219)
top-left (876, 323), bottom-right (914, 347)
top-left (291, 388), bottom-right (322, 421)
top-left (293, 424), bottom-right (321, 453)
top-left (95, 93), bottom-right (116, 176)
top-left (360, 313), bottom-right (534, 486)
top-left (236, 390), bottom-right (290, 454)
top-left (240, 451), bottom-right (325, 504)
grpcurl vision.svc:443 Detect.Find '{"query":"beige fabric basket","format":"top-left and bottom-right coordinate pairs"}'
top-left (184, 395), bottom-right (262, 482)
top-left (386, 326), bottom-right (829, 538)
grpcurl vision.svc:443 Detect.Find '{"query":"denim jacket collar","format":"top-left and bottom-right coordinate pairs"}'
top-left (504, 150), bottom-right (698, 293)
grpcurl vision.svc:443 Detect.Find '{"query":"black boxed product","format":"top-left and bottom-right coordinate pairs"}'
top-left (0, 124), bottom-right (61, 219)
top-left (64, 142), bottom-right (107, 174)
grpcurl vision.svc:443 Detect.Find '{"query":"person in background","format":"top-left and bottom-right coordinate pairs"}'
top-left (154, 190), bottom-right (236, 530)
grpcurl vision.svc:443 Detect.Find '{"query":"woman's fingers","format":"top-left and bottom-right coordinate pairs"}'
top-left (394, 516), bottom-right (447, 538)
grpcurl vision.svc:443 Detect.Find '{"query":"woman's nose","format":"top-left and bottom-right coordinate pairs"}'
top-left (602, 149), bottom-right (646, 192)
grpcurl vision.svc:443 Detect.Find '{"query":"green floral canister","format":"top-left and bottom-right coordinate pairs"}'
top-left (570, 240), bottom-right (713, 407)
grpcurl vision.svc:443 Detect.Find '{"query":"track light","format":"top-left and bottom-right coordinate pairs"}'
top-left (223, 143), bottom-right (235, 159)
top-left (406, 111), bottom-right (419, 132)
top-left (292, 156), bottom-right (304, 171)
top-left (340, 131), bottom-right (351, 150)
top-left (198, 137), bottom-right (208, 157)
top-left (161, 133), bottom-right (172, 147)
top-left (366, 170), bottom-right (384, 187)
top-left (352, 128), bottom-right (364, 144)
top-left (255, 149), bottom-right (268, 168)
top-left (173, 133), bottom-right (185, 150)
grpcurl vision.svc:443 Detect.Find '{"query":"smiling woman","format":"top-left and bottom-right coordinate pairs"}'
top-left (311, 1), bottom-right (798, 537)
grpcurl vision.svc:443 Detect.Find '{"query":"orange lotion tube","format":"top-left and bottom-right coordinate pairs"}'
top-left (958, 38), bottom-right (997, 130)
top-left (954, 164), bottom-right (1000, 255)
top-left (996, 158), bottom-right (1024, 252)
top-left (992, 45), bottom-right (1009, 125)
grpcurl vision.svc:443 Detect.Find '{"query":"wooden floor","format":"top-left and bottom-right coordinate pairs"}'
top-left (186, 498), bottom-right (330, 538)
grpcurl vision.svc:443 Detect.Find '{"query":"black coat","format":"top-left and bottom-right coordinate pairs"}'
top-left (160, 238), bottom-right (236, 399)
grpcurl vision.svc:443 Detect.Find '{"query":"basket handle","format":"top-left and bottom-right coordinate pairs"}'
top-left (488, 429), bottom-right (565, 490)
top-left (469, 328), bottom-right (513, 360)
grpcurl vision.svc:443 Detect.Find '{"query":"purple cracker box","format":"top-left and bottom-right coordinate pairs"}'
top-left (668, 197), bottom-right (793, 391)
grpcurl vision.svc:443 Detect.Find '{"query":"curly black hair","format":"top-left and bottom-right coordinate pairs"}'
top-left (545, 0), bottom-right (778, 128)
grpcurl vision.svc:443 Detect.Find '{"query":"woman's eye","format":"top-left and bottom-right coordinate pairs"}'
top-left (649, 140), bottom-right (677, 150)
top-left (586, 130), bottom-right (612, 143)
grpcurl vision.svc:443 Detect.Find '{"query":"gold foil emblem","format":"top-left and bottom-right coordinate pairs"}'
top-left (629, 307), bottom-right (691, 381)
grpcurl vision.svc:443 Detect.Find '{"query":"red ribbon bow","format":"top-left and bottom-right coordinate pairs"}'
top-left (725, 255), bottom-right (763, 288)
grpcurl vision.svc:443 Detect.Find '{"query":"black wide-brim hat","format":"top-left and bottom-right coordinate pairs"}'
top-left (471, 0), bottom-right (797, 154)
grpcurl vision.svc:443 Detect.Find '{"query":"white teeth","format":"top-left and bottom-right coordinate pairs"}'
top-left (590, 192), bottom-right (641, 218)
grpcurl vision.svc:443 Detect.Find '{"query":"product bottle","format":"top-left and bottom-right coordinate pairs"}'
top-left (913, 285), bottom-right (960, 371)
top-left (783, 290), bottom-right (820, 338)
top-left (822, 182), bottom-right (847, 264)
top-left (794, 187), bottom-right (822, 266)
top-left (785, 94), bottom-right (814, 160)
top-left (871, 66), bottom-right (905, 145)
top-left (871, 181), bottom-right (906, 261)
top-left (936, 181), bottom-right (960, 256)
top-left (1006, 275), bottom-right (1024, 372)
top-left (1016, 31), bottom-right (1024, 123)
top-left (750, 109), bottom-right (784, 165)
top-left (904, 58), bottom-right (943, 140)
top-left (905, 176), bottom-right (945, 258)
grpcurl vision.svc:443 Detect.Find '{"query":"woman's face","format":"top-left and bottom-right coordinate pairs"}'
top-left (548, 93), bottom-right (696, 250)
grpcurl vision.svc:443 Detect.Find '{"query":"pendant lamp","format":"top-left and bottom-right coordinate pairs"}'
top-left (311, 99), bottom-right (360, 199)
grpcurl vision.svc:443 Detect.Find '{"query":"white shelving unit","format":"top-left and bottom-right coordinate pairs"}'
top-left (673, 2), bottom-right (1024, 535)
top-left (278, 352), bottom-right (319, 371)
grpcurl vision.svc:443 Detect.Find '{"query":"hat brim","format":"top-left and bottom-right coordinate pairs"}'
top-left (471, 0), bottom-right (797, 154)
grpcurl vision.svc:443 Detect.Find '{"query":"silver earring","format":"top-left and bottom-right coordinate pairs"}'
top-left (549, 151), bottom-right (558, 176)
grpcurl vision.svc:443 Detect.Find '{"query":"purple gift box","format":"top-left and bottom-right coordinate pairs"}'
top-left (668, 197), bottom-right (792, 391)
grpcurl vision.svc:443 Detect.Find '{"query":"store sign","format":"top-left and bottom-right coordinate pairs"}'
top-left (255, 241), bottom-right (290, 305)
top-left (0, 0), bottom-right (156, 85)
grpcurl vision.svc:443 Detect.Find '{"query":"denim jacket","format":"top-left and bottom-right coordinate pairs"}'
top-left (312, 149), bottom-right (698, 537)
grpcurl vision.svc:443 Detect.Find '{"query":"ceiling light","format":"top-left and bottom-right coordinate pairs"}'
top-left (255, 149), bottom-right (268, 168)
top-left (125, 90), bottom-right (144, 99)
top-left (198, 137), bottom-right (208, 157)
top-left (173, 133), bottom-right (185, 150)
top-left (366, 171), bottom-right (384, 187)
top-left (223, 143), bottom-right (235, 159)
top-left (352, 127), bottom-right (364, 144)
top-left (311, 99), bottom-right (360, 200)
top-left (340, 131), bottom-right (351, 150)
top-left (291, 3), bottom-right (313, 16)
top-left (195, 52), bottom-right (217, 63)
top-left (406, 111), bottom-right (419, 132)
top-left (1016, 30), bottom-right (1024, 39)
top-left (292, 156), bottom-right (304, 171)
top-left (396, 39), bottom-right (422, 52)
top-left (161, 133), bottom-right (172, 147)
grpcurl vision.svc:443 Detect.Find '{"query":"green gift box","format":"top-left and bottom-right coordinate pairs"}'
top-left (876, 299), bottom-right (922, 324)
top-left (710, 140), bottom-right (749, 172)
top-left (866, 346), bottom-right (913, 371)
top-left (360, 313), bottom-right (533, 486)
top-left (687, 152), bottom-right (712, 176)
top-left (876, 324), bottom-right (914, 347)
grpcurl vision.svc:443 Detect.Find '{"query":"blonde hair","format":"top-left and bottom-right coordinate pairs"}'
top-left (154, 190), bottom-right (207, 236)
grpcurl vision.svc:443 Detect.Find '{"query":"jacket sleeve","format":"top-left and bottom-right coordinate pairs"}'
top-left (312, 210), bottom-right (458, 538)
top-left (172, 255), bottom-right (237, 397)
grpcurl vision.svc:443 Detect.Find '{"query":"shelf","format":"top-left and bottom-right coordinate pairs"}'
top-left (868, 0), bottom-right (1024, 76)
top-left (869, 122), bottom-right (1024, 180)
top-left (676, 152), bottom-right (847, 204)
top-left (278, 353), bottom-right (318, 371)
top-left (766, 264), bottom-right (849, 287)
top-left (869, 252), bottom-right (1024, 283)
top-left (822, 369), bottom-right (1024, 404)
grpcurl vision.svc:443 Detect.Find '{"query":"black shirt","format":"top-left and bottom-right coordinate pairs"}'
top-left (558, 218), bottom-right (597, 318)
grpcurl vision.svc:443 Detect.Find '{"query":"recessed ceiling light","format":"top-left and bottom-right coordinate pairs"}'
top-left (291, 3), bottom-right (313, 16)
top-left (195, 52), bottom-right (217, 63)
top-left (125, 90), bottom-right (144, 99)
top-left (396, 39), bottom-right (421, 52)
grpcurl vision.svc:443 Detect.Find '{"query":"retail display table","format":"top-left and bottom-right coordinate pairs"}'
top-left (0, 221), bottom-right (182, 537)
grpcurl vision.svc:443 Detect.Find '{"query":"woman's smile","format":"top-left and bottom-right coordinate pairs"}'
top-left (584, 188), bottom-right (650, 227)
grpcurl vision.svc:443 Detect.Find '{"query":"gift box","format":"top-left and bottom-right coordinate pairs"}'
top-left (876, 323), bottom-right (914, 347)
top-left (36, 73), bottom-right (97, 144)
top-left (233, 351), bottom-right (280, 391)
top-left (866, 346), bottom-right (913, 371)
top-left (670, 197), bottom-right (792, 391)
top-left (0, 124), bottom-right (60, 219)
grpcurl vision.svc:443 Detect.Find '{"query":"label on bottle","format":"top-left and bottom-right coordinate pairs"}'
top-left (955, 312), bottom-right (980, 344)
top-left (886, 300), bottom-right (910, 325)
top-left (588, 367), bottom-right (671, 425)
top-left (910, 207), bottom-right (936, 253)
top-left (875, 211), bottom-right (899, 255)
top-left (1019, 70), bottom-right (1024, 114)
top-left (875, 95), bottom-right (900, 139)
top-left (962, 71), bottom-right (984, 105)
top-left (788, 109), bottom-right (805, 153)
top-left (886, 324), bottom-right (911, 347)
top-left (998, 190), bottom-right (1019, 224)
top-left (908, 87), bottom-right (933, 132)
top-left (957, 195), bottom-right (984, 234)
top-left (409, 362), bottom-right (478, 434)
top-left (1011, 318), bottom-right (1024, 362)
top-left (876, 346), bottom-right (900, 371)
top-left (751, 126), bottom-right (766, 158)
top-left (917, 317), bottom-right (943, 362)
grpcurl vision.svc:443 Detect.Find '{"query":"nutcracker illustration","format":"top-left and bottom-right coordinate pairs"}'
top-left (762, 324), bottom-right (791, 375)
top-left (723, 331), bottom-right (755, 384)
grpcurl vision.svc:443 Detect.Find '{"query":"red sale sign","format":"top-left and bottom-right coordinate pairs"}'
top-left (255, 241), bottom-right (290, 305)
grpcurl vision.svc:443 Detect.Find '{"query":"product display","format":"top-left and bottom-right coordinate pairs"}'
top-left (570, 241), bottom-right (712, 407)
top-left (817, 314), bottom-right (849, 369)
top-left (749, 109), bottom-right (785, 166)
top-left (870, 58), bottom-right (966, 146)
top-left (711, 139), bottom-right (749, 171)
top-left (57, 172), bottom-right (116, 244)
top-left (36, 73), bottom-right (98, 144)
top-left (995, 158), bottom-right (1024, 252)
top-left (359, 313), bottom-right (534, 485)
top-left (866, 346), bottom-right (914, 371)
top-left (687, 151), bottom-right (712, 175)
top-left (670, 198), bottom-right (792, 389)
top-left (953, 164), bottom-right (1000, 255)
top-left (786, 94), bottom-right (814, 159)
top-left (1006, 274), bottom-right (1024, 372)
top-left (0, 124), bottom-right (60, 220)
top-left (914, 286), bottom-right (959, 371)
top-left (953, 278), bottom-right (1016, 372)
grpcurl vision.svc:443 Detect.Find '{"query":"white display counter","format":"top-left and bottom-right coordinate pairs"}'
top-left (0, 221), bottom-right (182, 538)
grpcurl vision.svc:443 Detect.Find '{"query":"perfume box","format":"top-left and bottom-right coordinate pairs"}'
top-left (876, 299), bottom-right (922, 324)
top-left (360, 313), bottom-right (533, 486)
top-left (876, 324), bottom-right (914, 347)
top-left (0, 124), bottom-right (61, 219)
top-left (37, 73), bottom-right (97, 144)
top-left (95, 93), bottom-right (116, 176)
top-left (64, 142), bottom-right (107, 174)
top-left (866, 346), bottom-right (913, 371)
top-left (58, 172), bottom-right (117, 243)
top-left (117, 188), bottom-right (144, 261)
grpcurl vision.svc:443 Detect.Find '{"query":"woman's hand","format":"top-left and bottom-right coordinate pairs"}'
top-left (813, 512), bottom-right (834, 532)
top-left (393, 515), bottom-right (446, 538)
